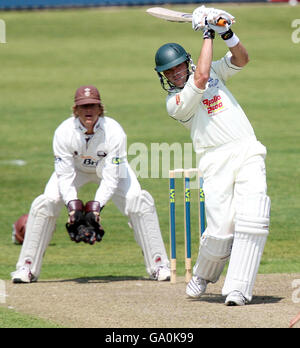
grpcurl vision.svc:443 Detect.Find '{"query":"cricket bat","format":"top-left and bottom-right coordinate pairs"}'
top-left (146, 7), bottom-right (193, 23)
top-left (146, 7), bottom-right (230, 26)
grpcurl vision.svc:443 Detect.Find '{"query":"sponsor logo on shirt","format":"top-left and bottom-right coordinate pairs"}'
top-left (81, 156), bottom-right (99, 167)
top-left (202, 95), bottom-right (224, 116)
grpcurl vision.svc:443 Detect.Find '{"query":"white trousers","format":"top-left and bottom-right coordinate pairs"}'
top-left (193, 137), bottom-right (270, 300)
top-left (199, 137), bottom-right (268, 238)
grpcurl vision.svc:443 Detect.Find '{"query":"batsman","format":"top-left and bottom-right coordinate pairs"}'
top-left (11, 85), bottom-right (170, 283)
top-left (154, 6), bottom-right (271, 305)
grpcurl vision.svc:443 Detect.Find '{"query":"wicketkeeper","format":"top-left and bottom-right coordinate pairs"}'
top-left (11, 85), bottom-right (170, 283)
top-left (154, 6), bottom-right (270, 305)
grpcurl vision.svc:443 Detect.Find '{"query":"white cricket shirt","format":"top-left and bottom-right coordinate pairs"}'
top-left (166, 52), bottom-right (255, 154)
top-left (53, 116), bottom-right (127, 207)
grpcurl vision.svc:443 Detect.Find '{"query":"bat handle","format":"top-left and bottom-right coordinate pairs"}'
top-left (216, 18), bottom-right (228, 27)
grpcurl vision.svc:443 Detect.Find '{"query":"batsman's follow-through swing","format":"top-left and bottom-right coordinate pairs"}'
top-left (154, 5), bottom-right (271, 306)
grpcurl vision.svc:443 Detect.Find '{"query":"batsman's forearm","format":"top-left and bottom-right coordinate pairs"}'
top-left (194, 39), bottom-right (213, 90)
top-left (229, 41), bottom-right (249, 67)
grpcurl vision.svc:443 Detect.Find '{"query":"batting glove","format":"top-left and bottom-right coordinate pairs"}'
top-left (206, 8), bottom-right (235, 35)
top-left (192, 5), bottom-right (211, 32)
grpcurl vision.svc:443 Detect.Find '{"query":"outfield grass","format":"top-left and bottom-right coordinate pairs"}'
top-left (0, 3), bottom-right (299, 327)
top-left (0, 307), bottom-right (64, 328)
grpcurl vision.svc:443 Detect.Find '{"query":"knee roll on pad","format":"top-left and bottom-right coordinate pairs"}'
top-left (235, 215), bottom-right (269, 235)
top-left (193, 234), bottom-right (234, 283)
top-left (235, 194), bottom-right (270, 235)
top-left (235, 194), bottom-right (270, 221)
top-left (126, 190), bottom-right (155, 215)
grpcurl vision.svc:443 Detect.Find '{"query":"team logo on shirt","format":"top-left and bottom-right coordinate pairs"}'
top-left (175, 94), bottom-right (181, 105)
top-left (112, 157), bottom-right (125, 165)
top-left (202, 95), bottom-right (224, 116)
top-left (97, 151), bottom-right (107, 158)
top-left (207, 77), bottom-right (219, 88)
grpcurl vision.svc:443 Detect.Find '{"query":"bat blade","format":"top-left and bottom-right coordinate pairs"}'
top-left (146, 7), bottom-right (192, 23)
top-left (146, 7), bottom-right (233, 27)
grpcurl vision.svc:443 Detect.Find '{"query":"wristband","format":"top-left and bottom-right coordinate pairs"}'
top-left (221, 30), bottom-right (240, 48)
top-left (203, 29), bottom-right (215, 40)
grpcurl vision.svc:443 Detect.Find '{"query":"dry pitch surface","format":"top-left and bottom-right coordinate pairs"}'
top-left (2, 273), bottom-right (300, 328)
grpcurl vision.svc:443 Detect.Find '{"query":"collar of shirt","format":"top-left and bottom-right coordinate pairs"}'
top-left (74, 117), bottom-right (102, 134)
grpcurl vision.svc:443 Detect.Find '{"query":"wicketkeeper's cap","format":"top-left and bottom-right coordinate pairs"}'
top-left (74, 85), bottom-right (101, 106)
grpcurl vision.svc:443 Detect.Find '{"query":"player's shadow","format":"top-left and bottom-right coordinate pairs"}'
top-left (188, 293), bottom-right (283, 305)
top-left (46, 276), bottom-right (148, 284)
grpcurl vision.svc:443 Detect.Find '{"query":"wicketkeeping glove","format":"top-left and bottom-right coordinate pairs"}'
top-left (75, 224), bottom-right (100, 245)
top-left (65, 199), bottom-right (86, 243)
top-left (65, 200), bottom-right (105, 244)
top-left (83, 201), bottom-right (105, 244)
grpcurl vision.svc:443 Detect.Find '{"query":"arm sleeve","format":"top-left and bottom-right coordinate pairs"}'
top-left (211, 51), bottom-right (243, 83)
top-left (166, 75), bottom-right (205, 128)
top-left (53, 129), bottom-right (77, 205)
top-left (94, 129), bottom-right (127, 208)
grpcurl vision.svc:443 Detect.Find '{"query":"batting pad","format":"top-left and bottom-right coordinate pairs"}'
top-left (127, 190), bottom-right (169, 276)
top-left (222, 195), bottom-right (270, 301)
top-left (16, 194), bottom-right (62, 278)
top-left (193, 234), bottom-right (234, 283)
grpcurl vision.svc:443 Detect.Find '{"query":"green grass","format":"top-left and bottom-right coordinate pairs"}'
top-left (0, 306), bottom-right (63, 328)
top-left (0, 3), bottom-right (299, 327)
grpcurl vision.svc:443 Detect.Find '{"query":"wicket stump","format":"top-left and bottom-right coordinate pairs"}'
top-left (169, 168), bottom-right (206, 284)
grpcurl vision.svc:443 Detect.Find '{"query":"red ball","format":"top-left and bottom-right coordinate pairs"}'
top-left (12, 214), bottom-right (28, 245)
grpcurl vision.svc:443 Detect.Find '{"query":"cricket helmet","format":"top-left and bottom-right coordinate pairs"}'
top-left (154, 43), bottom-right (194, 91)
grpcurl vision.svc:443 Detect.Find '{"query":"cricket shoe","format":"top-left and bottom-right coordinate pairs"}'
top-left (11, 261), bottom-right (37, 284)
top-left (151, 266), bottom-right (171, 281)
top-left (186, 276), bottom-right (207, 298)
top-left (225, 291), bottom-right (247, 306)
